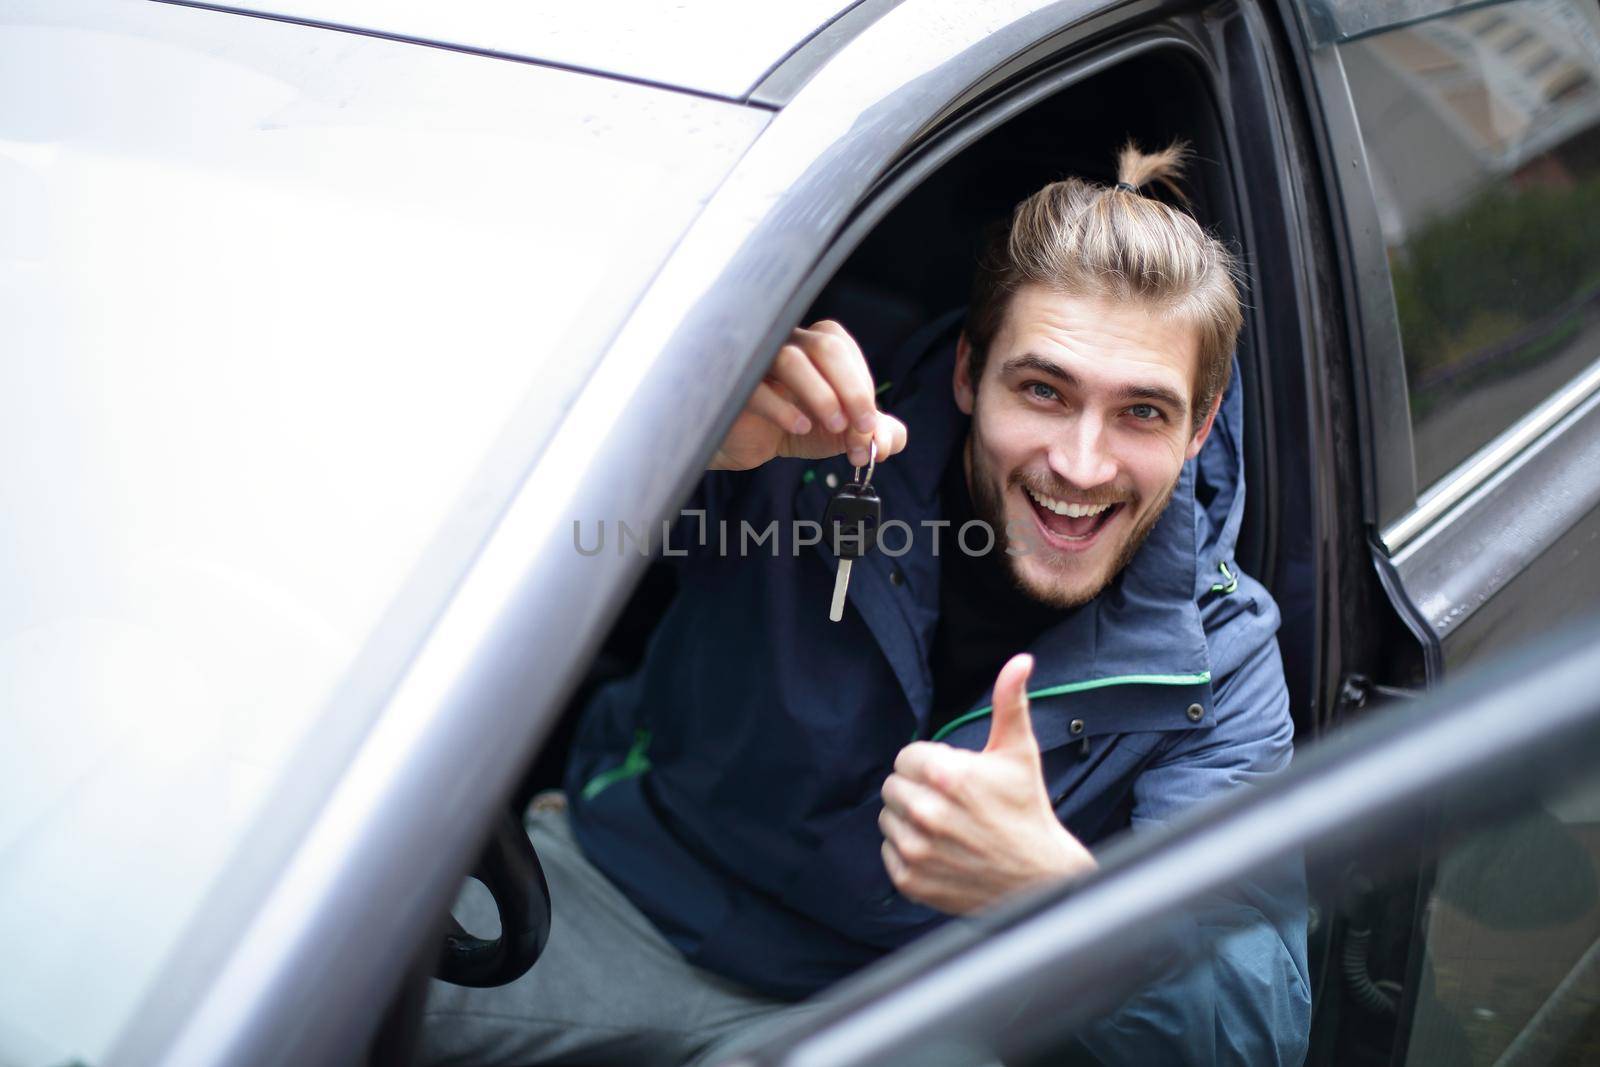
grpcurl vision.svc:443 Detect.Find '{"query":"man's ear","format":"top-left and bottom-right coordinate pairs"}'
top-left (1184, 390), bottom-right (1224, 460)
top-left (954, 332), bottom-right (977, 416)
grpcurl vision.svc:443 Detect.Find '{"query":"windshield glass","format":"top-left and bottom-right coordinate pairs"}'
top-left (0, 3), bottom-right (764, 1064)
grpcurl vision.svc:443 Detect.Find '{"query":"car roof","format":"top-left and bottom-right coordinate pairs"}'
top-left (200, 0), bottom-right (862, 98)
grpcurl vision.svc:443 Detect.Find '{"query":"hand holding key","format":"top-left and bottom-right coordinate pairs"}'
top-left (711, 320), bottom-right (908, 472)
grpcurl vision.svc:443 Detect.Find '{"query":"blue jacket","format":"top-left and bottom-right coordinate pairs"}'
top-left (567, 313), bottom-right (1310, 1063)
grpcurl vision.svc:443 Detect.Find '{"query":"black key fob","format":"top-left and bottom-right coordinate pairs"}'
top-left (824, 482), bottom-right (881, 560)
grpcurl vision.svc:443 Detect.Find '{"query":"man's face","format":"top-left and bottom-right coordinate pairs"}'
top-left (954, 285), bottom-right (1218, 609)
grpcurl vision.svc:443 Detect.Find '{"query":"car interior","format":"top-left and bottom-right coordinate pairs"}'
top-left (378, 40), bottom-right (1323, 1067)
top-left (512, 45), bottom-right (1305, 811)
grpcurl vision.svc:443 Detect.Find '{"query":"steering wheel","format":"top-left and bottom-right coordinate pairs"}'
top-left (435, 809), bottom-right (552, 988)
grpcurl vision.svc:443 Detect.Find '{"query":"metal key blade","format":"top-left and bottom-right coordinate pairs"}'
top-left (829, 559), bottom-right (852, 622)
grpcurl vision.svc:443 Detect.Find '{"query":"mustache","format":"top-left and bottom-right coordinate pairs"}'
top-left (1009, 471), bottom-right (1129, 507)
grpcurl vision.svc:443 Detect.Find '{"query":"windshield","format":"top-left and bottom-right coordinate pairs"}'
top-left (0, 3), bottom-right (764, 1064)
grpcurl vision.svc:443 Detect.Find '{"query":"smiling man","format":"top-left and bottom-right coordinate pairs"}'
top-left (961, 288), bottom-right (1208, 608)
top-left (422, 143), bottom-right (1309, 1067)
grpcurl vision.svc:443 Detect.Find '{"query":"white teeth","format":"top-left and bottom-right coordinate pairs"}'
top-left (1027, 487), bottom-right (1112, 518)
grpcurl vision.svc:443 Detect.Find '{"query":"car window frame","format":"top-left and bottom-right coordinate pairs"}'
top-left (744, 7), bottom-right (1399, 1062)
top-left (708, 0), bottom-right (1351, 1059)
top-left (748, 5), bottom-right (1477, 1062)
top-left (798, 6), bottom-right (1349, 736)
top-left (1273, 1), bottom-right (1421, 531)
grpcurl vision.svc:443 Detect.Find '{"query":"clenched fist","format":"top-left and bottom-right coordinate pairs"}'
top-left (711, 320), bottom-right (908, 472)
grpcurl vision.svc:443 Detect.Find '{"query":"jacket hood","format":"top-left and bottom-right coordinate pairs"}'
top-left (1191, 352), bottom-right (1248, 600)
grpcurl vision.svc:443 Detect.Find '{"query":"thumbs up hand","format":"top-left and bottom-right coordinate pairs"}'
top-left (879, 653), bottom-right (1098, 915)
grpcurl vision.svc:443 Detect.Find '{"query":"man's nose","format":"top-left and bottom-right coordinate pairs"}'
top-left (1048, 413), bottom-right (1118, 489)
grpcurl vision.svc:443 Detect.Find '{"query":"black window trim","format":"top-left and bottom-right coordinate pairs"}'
top-left (1272, 13), bottom-right (1420, 531)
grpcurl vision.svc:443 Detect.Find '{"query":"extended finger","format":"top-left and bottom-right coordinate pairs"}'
top-left (769, 342), bottom-right (850, 435)
top-left (984, 653), bottom-right (1038, 757)
top-left (796, 323), bottom-right (877, 436)
top-left (793, 331), bottom-right (875, 467)
top-left (745, 381), bottom-right (812, 437)
top-left (872, 412), bottom-right (909, 462)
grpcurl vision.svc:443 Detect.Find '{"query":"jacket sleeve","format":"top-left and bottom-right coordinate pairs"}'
top-left (1074, 637), bottom-right (1311, 1067)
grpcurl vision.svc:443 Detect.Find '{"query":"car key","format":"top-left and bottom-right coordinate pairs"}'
top-left (823, 442), bottom-right (880, 622)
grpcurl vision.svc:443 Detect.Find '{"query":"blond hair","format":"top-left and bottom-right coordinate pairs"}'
top-left (964, 140), bottom-right (1243, 427)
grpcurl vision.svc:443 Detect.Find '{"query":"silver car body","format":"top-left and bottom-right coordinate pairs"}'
top-left (6, 0), bottom-right (1600, 1065)
top-left (2, 2), bottom-right (1114, 1065)
top-left (168, 0), bottom-right (860, 98)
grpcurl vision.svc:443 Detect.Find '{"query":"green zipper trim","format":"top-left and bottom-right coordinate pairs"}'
top-left (580, 728), bottom-right (653, 801)
top-left (929, 672), bottom-right (1212, 742)
top-left (1211, 561), bottom-right (1238, 595)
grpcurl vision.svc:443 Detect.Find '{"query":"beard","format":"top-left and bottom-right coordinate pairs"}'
top-left (963, 434), bottom-right (1178, 610)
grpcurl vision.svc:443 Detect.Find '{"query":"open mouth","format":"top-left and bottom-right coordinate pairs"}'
top-left (1024, 486), bottom-right (1122, 547)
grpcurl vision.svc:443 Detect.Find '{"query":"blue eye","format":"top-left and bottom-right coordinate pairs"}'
top-left (1027, 382), bottom-right (1058, 401)
top-left (1128, 403), bottom-right (1161, 421)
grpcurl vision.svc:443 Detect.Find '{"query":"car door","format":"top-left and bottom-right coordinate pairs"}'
top-left (1272, 2), bottom-right (1600, 1063)
top-left (707, 616), bottom-right (1600, 1067)
top-left (1275, 0), bottom-right (1600, 675)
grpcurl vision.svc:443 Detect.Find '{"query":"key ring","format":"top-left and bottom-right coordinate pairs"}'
top-left (853, 439), bottom-right (877, 489)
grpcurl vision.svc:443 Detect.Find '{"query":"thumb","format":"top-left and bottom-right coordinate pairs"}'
top-left (984, 653), bottom-right (1038, 757)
